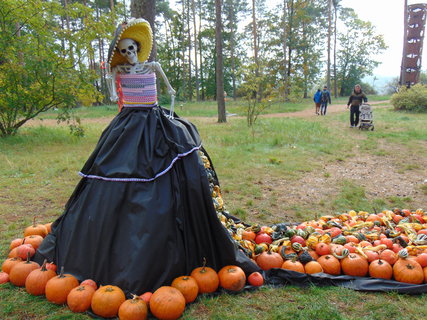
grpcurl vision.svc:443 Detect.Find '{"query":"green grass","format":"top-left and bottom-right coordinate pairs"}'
top-left (1, 96), bottom-right (426, 319)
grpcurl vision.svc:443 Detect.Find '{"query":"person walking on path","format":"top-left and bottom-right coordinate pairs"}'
top-left (320, 86), bottom-right (332, 115)
top-left (347, 84), bottom-right (368, 128)
top-left (313, 89), bottom-right (322, 115)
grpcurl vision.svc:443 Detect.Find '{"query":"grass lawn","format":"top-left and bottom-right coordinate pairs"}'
top-left (0, 96), bottom-right (426, 319)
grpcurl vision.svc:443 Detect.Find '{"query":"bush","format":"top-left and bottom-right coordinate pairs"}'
top-left (390, 84), bottom-right (427, 112)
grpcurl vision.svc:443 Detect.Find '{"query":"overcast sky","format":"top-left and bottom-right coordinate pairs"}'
top-left (334, 0), bottom-right (426, 77)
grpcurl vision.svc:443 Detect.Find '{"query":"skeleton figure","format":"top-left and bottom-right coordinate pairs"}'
top-left (107, 37), bottom-right (176, 117)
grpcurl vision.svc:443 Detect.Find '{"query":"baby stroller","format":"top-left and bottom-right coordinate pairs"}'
top-left (358, 103), bottom-right (374, 131)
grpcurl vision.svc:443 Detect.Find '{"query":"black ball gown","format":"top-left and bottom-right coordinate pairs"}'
top-left (34, 104), bottom-right (258, 294)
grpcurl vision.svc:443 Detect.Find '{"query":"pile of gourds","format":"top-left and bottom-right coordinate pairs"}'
top-left (218, 208), bottom-right (427, 284)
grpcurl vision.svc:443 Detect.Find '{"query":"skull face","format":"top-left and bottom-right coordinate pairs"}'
top-left (118, 38), bottom-right (138, 64)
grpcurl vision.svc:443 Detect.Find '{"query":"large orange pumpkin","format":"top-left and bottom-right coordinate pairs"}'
top-left (317, 255), bottom-right (341, 275)
top-left (256, 251), bottom-right (283, 270)
top-left (25, 261), bottom-right (57, 295)
top-left (218, 265), bottom-right (246, 291)
top-left (281, 260), bottom-right (304, 273)
top-left (150, 286), bottom-right (186, 320)
top-left (190, 260), bottom-right (219, 294)
top-left (67, 285), bottom-right (96, 313)
top-left (369, 259), bottom-right (392, 280)
top-left (24, 217), bottom-right (48, 238)
top-left (341, 253), bottom-right (368, 277)
top-left (304, 261), bottom-right (323, 274)
top-left (171, 276), bottom-right (199, 303)
top-left (91, 285), bottom-right (126, 318)
top-left (45, 267), bottom-right (79, 304)
top-left (393, 257), bottom-right (424, 284)
top-left (118, 295), bottom-right (148, 320)
top-left (1, 257), bottom-right (22, 274)
top-left (8, 255), bottom-right (40, 287)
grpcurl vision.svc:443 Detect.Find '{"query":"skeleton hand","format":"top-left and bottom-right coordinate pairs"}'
top-left (110, 94), bottom-right (119, 102)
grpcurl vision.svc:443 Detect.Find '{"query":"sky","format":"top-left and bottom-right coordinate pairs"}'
top-left (339, 0), bottom-right (426, 78)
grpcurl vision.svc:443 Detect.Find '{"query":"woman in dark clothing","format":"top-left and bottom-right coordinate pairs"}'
top-left (347, 84), bottom-right (368, 127)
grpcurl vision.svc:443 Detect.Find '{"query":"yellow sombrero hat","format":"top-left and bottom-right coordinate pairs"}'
top-left (108, 18), bottom-right (153, 68)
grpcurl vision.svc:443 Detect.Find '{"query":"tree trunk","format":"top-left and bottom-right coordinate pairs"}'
top-left (215, 0), bottom-right (226, 123)
top-left (252, 0), bottom-right (262, 101)
top-left (187, 0), bottom-right (192, 101)
top-left (327, 0), bottom-right (331, 90)
top-left (192, 0), bottom-right (200, 101)
top-left (130, 0), bottom-right (157, 62)
top-left (333, 3), bottom-right (338, 98)
top-left (198, 0), bottom-right (205, 101)
top-left (282, 0), bottom-right (289, 100)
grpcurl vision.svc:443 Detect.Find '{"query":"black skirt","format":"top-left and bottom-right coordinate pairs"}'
top-left (34, 106), bottom-right (258, 294)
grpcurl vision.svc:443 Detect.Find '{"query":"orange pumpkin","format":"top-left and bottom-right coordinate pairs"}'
top-left (0, 271), bottom-right (9, 284)
top-left (171, 276), bottom-right (199, 303)
top-left (256, 251), bottom-right (283, 270)
top-left (247, 272), bottom-right (264, 286)
top-left (24, 217), bottom-right (48, 238)
top-left (306, 249), bottom-right (319, 261)
top-left (25, 260), bottom-right (57, 295)
top-left (80, 279), bottom-right (97, 290)
top-left (8, 254), bottom-right (40, 287)
top-left (190, 260), bottom-right (219, 294)
top-left (45, 267), bottom-right (79, 304)
top-left (424, 266), bottom-right (427, 283)
top-left (218, 265), bottom-right (246, 291)
top-left (242, 230), bottom-right (256, 241)
top-left (393, 257), bottom-right (424, 284)
top-left (364, 250), bottom-right (380, 263)
top-left (315, 243), bottom-right (330, 256)
top-left (369, 259), bottom-right (392, 280)
top-left (341, 253), bottom-right (368, 277)
top-left (7, 247), bottom-right (19, 258)
top-left (317, 255), bottom-right (341, 275)
top-left (67, 285), bottom-right (96, 313)
top-left (416, 253), bottom-right (427, 268)
top-left (281, 260), bottom-right (304, 273)
top-left (23, 235), bottom-right (44, 251)
top-left (9, 238), bottom-right (23, 251)
top-left (118, 295), bottom-right (148, 320)
top-left (44, 222), bottom-right (53, 234)
top-left (150, 286), bottom-right (186, 320)
top-left (1, 257), bottom-right (22, 274)
top-left (379, 249), bottom-right (398, 266)
top-left (139, 291), bottom-right (152, 305)
top-left (304, 261), bottom-right (323, 274)
top-left (91, 285), bottom-right (126, 318)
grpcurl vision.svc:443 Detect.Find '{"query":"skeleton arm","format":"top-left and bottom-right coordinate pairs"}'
top-left (106, 66), bottom-right (119, 102)
top-left (153, 62), bottom-right (176, 118)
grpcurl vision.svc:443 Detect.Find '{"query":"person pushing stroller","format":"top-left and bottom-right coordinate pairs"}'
top-left (347, 84), bottom-right (368, 127)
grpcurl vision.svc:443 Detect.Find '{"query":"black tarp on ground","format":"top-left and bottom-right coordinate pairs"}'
top-left (34, 106), bottom-right (259, 294)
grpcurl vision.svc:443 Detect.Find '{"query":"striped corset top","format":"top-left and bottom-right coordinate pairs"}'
top-left (118, 73), bottom-right (157, 108)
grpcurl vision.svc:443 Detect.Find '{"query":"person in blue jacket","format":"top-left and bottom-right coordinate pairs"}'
top-left (313, 89), bottom-right (322, 115)
top-left (320, 86), bottom-right (332, 115)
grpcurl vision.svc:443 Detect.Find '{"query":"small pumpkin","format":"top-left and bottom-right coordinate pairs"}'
top-left (150, 286), bottom-right (186, 320)
top-left (247, 271), bottom-right (264, 287)
top-left (8, 253), bottom-right (40, 287)
top-left (256, 251), bottom-right (283, 270)
top-left (9, 238), bottom-right (23, 251)
top-left (317, 254), bottom-right (341, 275)
top-left (304, 261), bottom-right (323, 274)
top-left (16, 244), bottom-right (35, 260)
top-left (80, 279), bottom-right (97, 290)
top-left (416, 253), bottom-right (427, 268)
top-left (341, 253), bottom-right (368, 277)
top-left (1, 257), bottom-right (22, 274)
top-left (91, 285), bottom-right (126, 318)
top-left (218, 265), bottom-right (246, 291)
top-left (139, 291), bottom-right (152, 305)
top-left (23, 235), bottom-right (44, 251)
top-left (25, 260), bottom-right (57, 296)
top-left (45, 266), bottom-right (79, 304)
top-left (171, 275), bottom-right (199, 303)
top-left (0, 271), bottom-right (9, 284)
top-left (369, 259), bottom-right (392, 280)
top-left (315, 243), bottom-right (331, 256)
top-left (190, 258), bottom-right (219, 294)
top-left (118, 295), bottom-right (148, 320)
top-left (281, 259), bottom-right (305, 273)
top-left (393, 249), bottom-right (424, 284)
top-left (67, 285), bottom-right (96, 313)
top-left (24, 216), bottom-right (48, 238)
top-left (379, 249), bottom-right (398, 266)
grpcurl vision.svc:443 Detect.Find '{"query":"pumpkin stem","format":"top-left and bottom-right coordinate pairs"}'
top-left (202, 257), bottom-right (207, 272)
top-left (25, 251), bottom-right (31, 263)
top-left (41, 259), bottom-right (47, 271)
top-left (58, 266), bottom-right (65, 278)
top-left (33, 216), bottom-right (37, 227)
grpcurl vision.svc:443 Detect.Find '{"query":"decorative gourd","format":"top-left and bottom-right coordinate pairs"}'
top-left (281, 259), bottom-right (305, 273)
top-left (317, 254), bottom-right (341, 275)
top-left (393, 249), bottom-right (424, 284)
top-left (0, 271), bottom-right (9, 284)
top-left (304, 261), bottom-right (323, 274)
top-left (171, 276), bottom-right (199, 303)
top-left (190, 258), bottom-right (219, 294)
top-left (8, 253), bottom-right (40, 287)
top-left (150, 286), bottom-right (186, 320)
top-left (118, 295), bottom-right (148, 320)
top-left (298, 251), bottom-right (314, 264)
top-left (91, 285), bottom-right (126, 318)
top-left (256, 251), bottom-right (283, 270)
top-left (369, 259), bottom-right (392, 280)
top-left (1, 257), bottom-right (22, 274)
top-left (67, 285), bottom-right (96, 313)
top-left (24, 217), bottom-right (48, 238)
top-left (218, 265), bottom-right (246, 291)
top-left (25, 260), bottom-right (57, 296)
top-left (341, 253), bottom-right (368, 277)
top-left (332, 248), bottom-right (350, 260)
top-left (45, 266), bottom-right (79, 304)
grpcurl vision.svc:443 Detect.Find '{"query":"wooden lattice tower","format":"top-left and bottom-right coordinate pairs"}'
top-left (400, 3), bottom-right (427, 86)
